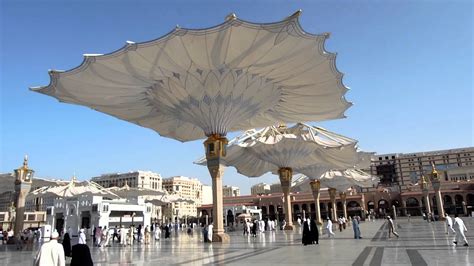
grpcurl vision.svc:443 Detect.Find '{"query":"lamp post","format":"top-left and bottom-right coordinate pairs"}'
top-left (309, 180), bottom-right (322, 225)
top-left (328, 188), bottom-right (337, 222)
top-left (340, 192), bottom-right (348, 219)
top-left (420, 175), bottom-right (431, 217)
top-left (279, 167), bottom-right (294, 230)
top-left (13, 155), bottom-right (34, 239)
top-left (430, 163), bottom-right (445, 220)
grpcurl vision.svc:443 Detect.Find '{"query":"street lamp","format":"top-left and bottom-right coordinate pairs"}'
top-left (430, 163), bottom-right (445, 220)
top-left (13, 155), bottom-right (34, 239)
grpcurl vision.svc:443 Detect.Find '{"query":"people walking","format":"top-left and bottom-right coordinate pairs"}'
top-left (103, 226), bottom-right (111, 247)
top-left (207, 223), bottom-right (213, 243)
top-left (302, 218), bottom-right (312, 245)
top-left (34, 231), bottom-right (65, 266)
top-left (445, 214), bottom-right (456, 235)
top-left (95, 226), bottom-right (102, 247)
top-left (120, 226), bottom-right (128, 246)
top-left (387, 216), bottom-right (399, 238)
top-left (78, 229), bottom-right (87, 245)
top-left (154, 225), bottom-right (161, 241)
top-left (310, 218), bottom-right (319, 244)
top-left (326, 218), bottom-right (335, 238)
top-left (71, 243), bottom-right (93, 266)
top-left (338, 216), bottom-right (344, 232)
top-left (62, 232), bottom-right (72, 257)
top-left (453, 214), bottom-right (469, 246)
top-left (144, 225), bottom-right (150, 244)
top-left (352, 216), bottom-right (361, 239)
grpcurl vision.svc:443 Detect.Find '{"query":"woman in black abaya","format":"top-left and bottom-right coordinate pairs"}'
top-left (302, 219), bottom-right (312, 245)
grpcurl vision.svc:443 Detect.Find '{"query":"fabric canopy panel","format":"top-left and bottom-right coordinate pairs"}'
top-left (0, 173), bottom-right (88, 194)
top-left (106, 183), bottom-right (167, 198)
top-left (317, 169), bottom-right (378, 191)
top-left (292, 169), bottom-right (378, 193)
top-left (145, 194), bottom-right (195, 205)
top-left (196, 123), bottom-right (367, 177)
top-left (31, 11), bottom-right (351, 142)
top-left (29, 180), bottom-right (118, 199)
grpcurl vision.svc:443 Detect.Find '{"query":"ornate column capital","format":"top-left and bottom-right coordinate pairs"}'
top-left (309, 179), bottom-right (321, 194)
top-left (328, 188), bottom-right (337, 201)
top-left (339, 192), bottom-right (347, 202)
top-left (278, 167), bottom-right (293, 187)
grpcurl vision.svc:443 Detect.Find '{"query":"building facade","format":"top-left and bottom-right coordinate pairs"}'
top-left (202, 185), bottom-right (213, 205)
top-left (162, 176), bottom-right (203, 220)
top-left (200, 147), bottom-right (474, 224)
top-left (91, 171), bottom-right (163, 190)
top-left (250, 183), bottom-right (271, 195)
top-left (223, 185), bottom-right (240, 197)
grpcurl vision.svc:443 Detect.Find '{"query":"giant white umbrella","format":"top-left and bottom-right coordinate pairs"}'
top-left (297, 166), bottom-right (377, 222)
top-left (31, 11), bottom-right (351, 241)
top-left (29, 178), bottom-right (119, 199)
top-left (196, 123), bottom-right (364, 229)
top-left (0, 173), bottom-right (86, 194)
top-left (106, 182), bottom-right (167, 199)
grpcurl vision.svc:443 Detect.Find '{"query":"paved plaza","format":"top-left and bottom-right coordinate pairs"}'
top-left (1, 218), bottom-right (473, 265)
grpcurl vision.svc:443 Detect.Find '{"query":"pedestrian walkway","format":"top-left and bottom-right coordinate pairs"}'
top-left (1, 218), bottom-right (473, 265)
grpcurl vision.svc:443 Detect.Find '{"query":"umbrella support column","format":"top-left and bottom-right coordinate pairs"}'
top-left (204, 135), bottom-right (230, 243)
top-left (340, 192), bottom-right (348, 219)
top-left (310, 180), bottom-right (322, 226)
top-left (328, 188), bottom-right (337, 222)
top-left (278, 167), bottom-right (294, 230)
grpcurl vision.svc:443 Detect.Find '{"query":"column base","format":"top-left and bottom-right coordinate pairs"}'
top-left (284, 225), bottom-right (294, 230)
top-left (212, 233), bottom-right (230, 243)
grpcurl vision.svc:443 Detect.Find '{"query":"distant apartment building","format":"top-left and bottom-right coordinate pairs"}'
top-left (91, 171), bottom-right (163, 190)
top-left (270, 183), bottom-right (282, 193)
top-left (162, 176), bottom-right (203, 219)
top-left (370, 147), bottom-right (474, 188)
top-left (223, 185), bottom-right (240, 197)
top-left (201, 185), bottom-right (213, 205)
top-left (251, 183), bottom-right (271, 195)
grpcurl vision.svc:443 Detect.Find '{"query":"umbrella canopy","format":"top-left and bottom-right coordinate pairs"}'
top-left (145, 193), bottom-right (195, 205)
top-left (29, 179), bottom-right (118, 199)
top-left (236, 213), bottom-right (252, 219)
top-left (0, 173), bottom-right (87, 194)
top-left (106, 182), bottom-right (167, 198)
top-left (319, 169), bottom-right (377, 191)
top-left (31, 11), bottom-right (350, 142)
top-left (195, 123), bottom-right (364, 176)
top-left (294, 169), bottom-right (378, 193)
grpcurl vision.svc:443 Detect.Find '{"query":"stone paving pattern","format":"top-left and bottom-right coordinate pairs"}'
top-left (1, 217), bottom-right (473, 265)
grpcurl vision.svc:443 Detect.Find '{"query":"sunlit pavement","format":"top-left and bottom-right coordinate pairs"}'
top-left (1, 218), bottom-right (474, 265)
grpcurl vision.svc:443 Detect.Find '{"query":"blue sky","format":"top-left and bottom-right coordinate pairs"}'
top-left (1, 0), bottom-right (472, 194)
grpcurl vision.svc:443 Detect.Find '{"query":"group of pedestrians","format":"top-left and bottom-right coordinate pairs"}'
top-left (445, 214), bottom-right (469, 247)
top-left (34, 230), bottom-right (93, 266)
top-left (242, 219), bottom-right (278, 237)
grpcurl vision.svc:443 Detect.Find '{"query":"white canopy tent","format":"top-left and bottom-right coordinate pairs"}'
top-left (32, 11), bottom-right (352, 241)
top-left (29, 179), bottom-right (119, 199)
top-left (195, 123), bottom-right (369, 229)
top-left (0, 173), bottom-right (87, 194)
top-left (105, 182), bottom-right (167, 199)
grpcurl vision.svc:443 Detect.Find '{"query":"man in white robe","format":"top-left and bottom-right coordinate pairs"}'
top-left (326, 218), bottom-right (335, 238)
top-left (34, 231), bottom-right (65, 266)
top-left (445, 215), bottom-right (456, 235)
top-left (78, 229), bottom-right (86, 244)
top-left (453, 214), bottom-right (468, 246)
top-left (207, 224), bottom-right (213, 243)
